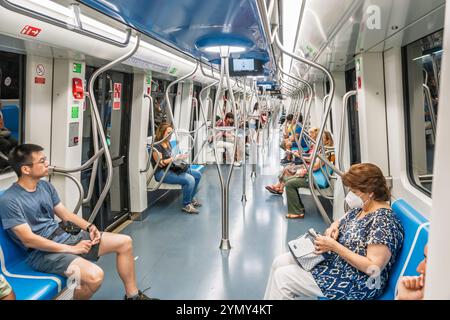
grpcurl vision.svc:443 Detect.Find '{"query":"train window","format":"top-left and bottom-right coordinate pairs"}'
top-left (403, 29), bottom-right (443, 195)
top-left (0, 51), bottom-right (24, 174)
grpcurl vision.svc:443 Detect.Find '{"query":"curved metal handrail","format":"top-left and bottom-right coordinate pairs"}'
top-left (339, 91), bottom-right (356, 175)
top-left (274, 31), bottom-right (335, 225)
top-left (87, 33), bottom-right (141, 224)
top-left (51, 171), bottom-right (84, 214)
top-left (423, 84), bottom-right (437, 140)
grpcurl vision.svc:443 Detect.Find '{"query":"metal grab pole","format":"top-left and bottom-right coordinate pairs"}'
top-left (210, 46), bottom-right (239, 250)
top-left (88, 33), bottom-right (141, 224)
top-left (82, 94), bottom-right (100, 204)
top-left (423, 84), bottom-right (437, 140)
top-left (51, 171), bottom-right (84, 214)
top-left (339, 91), bottom-right (356, 176)
top-left (274, 32), bottom-right (334, 225)
top-left (241, 77), bottom-right (248, 202)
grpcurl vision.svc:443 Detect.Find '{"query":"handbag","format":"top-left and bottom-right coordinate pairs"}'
top-left (170, 161), bottom-right (189, 174)
top-left (288, 228), bottom-right (325, 271)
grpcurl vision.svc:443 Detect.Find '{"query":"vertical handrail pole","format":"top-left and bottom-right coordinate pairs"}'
top-left (241, 77), bottom-right (248, 202)
top-left (87, 33), bottom-right (141, 224)
top-left (339, 91), bottom-right (356, 176)
top-left (423, 84), bottom-right (437, 140)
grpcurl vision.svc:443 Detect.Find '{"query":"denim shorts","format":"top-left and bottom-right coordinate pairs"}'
top-left (28, 231), bottom-right (102, 277)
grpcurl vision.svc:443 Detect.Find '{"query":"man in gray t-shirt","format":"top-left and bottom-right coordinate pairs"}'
top-left (0, 144), bottom-right (155, 300)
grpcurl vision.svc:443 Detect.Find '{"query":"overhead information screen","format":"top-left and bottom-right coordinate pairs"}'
top-left (229, 58), bottom-right (264, 77)
top-left (233, 59), bottom-right (254, 71)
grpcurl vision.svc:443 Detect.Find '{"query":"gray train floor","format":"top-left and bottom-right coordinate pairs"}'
top-left (92, 134), bottom-right (330, 300)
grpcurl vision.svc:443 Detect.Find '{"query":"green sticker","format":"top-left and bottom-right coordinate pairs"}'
top-left (169, 67), bottom-right (177, 75)
top-left (71, 106), bottom-right (79, 119)
top-left (146, 76), bottom-right (151, 85)
top-left (73, 63), bottom-right (82, 73)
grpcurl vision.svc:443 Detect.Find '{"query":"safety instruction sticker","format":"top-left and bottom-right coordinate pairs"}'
top-left (113, 83), bottom-right (122, 110)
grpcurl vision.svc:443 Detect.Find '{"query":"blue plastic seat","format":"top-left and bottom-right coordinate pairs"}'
top-left (312, 167), bottom-right (332, 189)
top-left (0, 190), bottom-right (66, 300)
top-left (378, 199), bottom-right (428, 300)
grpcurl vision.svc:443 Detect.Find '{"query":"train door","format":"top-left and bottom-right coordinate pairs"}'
top-left (81, 66), bottom-right (133, 231)
top-left (0, 51), bottom-right (23, 173)
top-left (345, 68), bottom-right (361, 164)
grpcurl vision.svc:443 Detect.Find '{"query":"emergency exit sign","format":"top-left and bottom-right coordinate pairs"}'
top-left (73, 63), bottom-right (82, 73)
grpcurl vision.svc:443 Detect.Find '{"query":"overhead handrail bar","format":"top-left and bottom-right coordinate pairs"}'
top-left (0, 0), bottom-right (132, 48)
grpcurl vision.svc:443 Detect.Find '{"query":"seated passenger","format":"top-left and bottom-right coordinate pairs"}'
top-left (264, 163), bottom-right (404, 300)
top-left (214, 112), bottom-right (243, 166)
top-left (0, 274), bottom-right (15, 300)
top-left (152, 123), bottom-right (202, 214)
top-left (0, 110), bottom-right (18, 171)
top-left (396, 245), bottom-right (427, 300)
top-left (0, 144), bottom-right (154, 300)
top-left (248, 103), bottom-right (261, 144)
top-left (151, 97), bottom-right (168, 129)
top-left (268, 130), bottom-right (332, 207)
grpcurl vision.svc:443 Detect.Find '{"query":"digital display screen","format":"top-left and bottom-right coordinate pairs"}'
top-left (232, 59), bottom-right (255, 71)
top-left (229, 58), bottom-right (264, 77)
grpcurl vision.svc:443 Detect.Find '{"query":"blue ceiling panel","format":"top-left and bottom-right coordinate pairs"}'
top-left (77, 0), bottom-right (272, 69)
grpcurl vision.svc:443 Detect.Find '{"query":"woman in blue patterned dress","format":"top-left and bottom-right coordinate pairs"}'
top-left (264, 163), bottom-right (404, 300)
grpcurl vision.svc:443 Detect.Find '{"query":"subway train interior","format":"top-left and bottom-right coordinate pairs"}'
top-left (0, 0), bottom-right (449, 302)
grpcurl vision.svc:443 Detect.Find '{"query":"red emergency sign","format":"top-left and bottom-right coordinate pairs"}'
top-left (21, 25), bottom-right (41, 37)
top-left (113, 83), bottom-right (122, 110)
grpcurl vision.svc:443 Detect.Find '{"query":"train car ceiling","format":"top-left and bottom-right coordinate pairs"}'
top-left (76, 0), bottom-right (274, 72)
top-left (289, 0), bottom-right (445, 79)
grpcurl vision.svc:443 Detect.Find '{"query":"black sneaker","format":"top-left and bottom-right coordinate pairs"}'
top-left (124, 290), bottom-right (159, 300)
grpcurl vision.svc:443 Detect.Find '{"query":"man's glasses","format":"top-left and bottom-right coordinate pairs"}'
top-left (23, 156), bottom-right (48, 167)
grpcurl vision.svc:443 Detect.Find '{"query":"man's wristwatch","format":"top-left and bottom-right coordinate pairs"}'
top-left (86, 223), bottom-right (93, 232)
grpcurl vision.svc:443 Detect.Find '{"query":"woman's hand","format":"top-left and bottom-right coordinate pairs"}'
top-left (396, 275), bottom-right (425, 300)
top-left (314, 235), bottom-right (339, 254)
top-left (324, 222), bottom-right (339, 240)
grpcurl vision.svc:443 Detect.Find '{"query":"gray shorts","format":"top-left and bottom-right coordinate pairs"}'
top-left (28, 231), bottom-right (102, 277)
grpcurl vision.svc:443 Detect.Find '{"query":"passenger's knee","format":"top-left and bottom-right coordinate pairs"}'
top-left (84, 266), bottom-right (104, 290)
top-left (120, 235), bottom-right (133, 253)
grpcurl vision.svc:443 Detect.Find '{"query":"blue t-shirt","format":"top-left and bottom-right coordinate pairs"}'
top-left (311, 208), bottom-right (404, 300)
top-left (291, 124), bottom-right (308, 149)
top-left (0, 180), bottom-right (71, 255)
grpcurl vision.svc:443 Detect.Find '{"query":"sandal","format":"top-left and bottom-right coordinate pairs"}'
top-left (286, 213), bottom-right (305, 219)
top-left (265, 186), bottom-right (283, 195)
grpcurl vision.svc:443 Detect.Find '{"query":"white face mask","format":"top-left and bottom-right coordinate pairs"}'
top-left (345, 191), bottom-right (368, 209)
